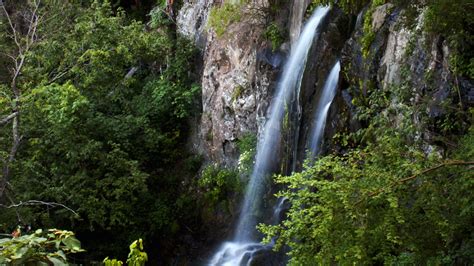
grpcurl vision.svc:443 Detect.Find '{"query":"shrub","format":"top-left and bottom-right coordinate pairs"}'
top-left (0, 229), bottom-right (84, 265)
top-left (198, 165), bottom-right (242, 205)
top-left (207, 1), bottom-right (246, 37)
top-left (263, 23), bottom-right (284, 51)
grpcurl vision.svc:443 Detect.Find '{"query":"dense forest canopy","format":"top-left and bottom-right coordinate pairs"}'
top-left (0, 0), bottom-right (205, 262)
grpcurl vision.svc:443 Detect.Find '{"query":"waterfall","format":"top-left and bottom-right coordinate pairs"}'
top-left (209, 6), bottom-right (330, 265)
top-left (308, 61), bottom-right (340, 157)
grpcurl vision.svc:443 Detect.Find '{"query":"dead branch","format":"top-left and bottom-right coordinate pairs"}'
top-left (355, 160), bottom-right (474, 205)
top-left (0, 0), bottom-right (41, 199)
top-left (0, 112), bottom-right (18, 126)
top-left (0, 200), bottom-right (79, 216)
top-left (1, 3), bottom-right (21, 52)
top-left (6, 193), bottom-right (21, 222)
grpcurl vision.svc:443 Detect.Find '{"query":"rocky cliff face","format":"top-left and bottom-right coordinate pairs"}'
top-left (288, 0), bottom-right (312, 45)
top-left (177, 0), bottom-right (215, 48)
top-left (178, 0), bottom-right (292, 167)
top-left (198, 18), bottom-right (272, 167)
top-left (340, 3), bottom-right (473, 148)
top-left (177, 0), bottom-right (352, 168)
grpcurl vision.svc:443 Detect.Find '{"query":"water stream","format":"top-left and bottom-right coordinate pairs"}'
top-left (308, 61), bottom-right (340, 158)
top-left (209, 6), bottom-right (330, 265)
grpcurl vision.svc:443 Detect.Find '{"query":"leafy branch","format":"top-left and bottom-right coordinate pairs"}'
top-left (0, 229), bottom-right (84, 265)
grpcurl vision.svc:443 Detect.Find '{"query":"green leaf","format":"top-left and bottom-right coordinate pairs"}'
top-left (47, 256), bottom-right (67, 266)
top-left (62, 236), bottom-right (82, 251)
top-left (13, 246), bottom-right (29, 259)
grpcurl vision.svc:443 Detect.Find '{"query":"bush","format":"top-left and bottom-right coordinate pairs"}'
top-left (103, 238), bottom-right (148, 266)
top-left (198, 165), bottom-right (242, 205)
top-left (0, 229), bottom-right (84, 265)
top-left (263, 23), bottom-right (284, 51)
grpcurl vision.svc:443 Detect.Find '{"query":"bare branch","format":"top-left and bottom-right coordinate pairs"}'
top-left (6, 193), bottom-right (21, 222)
top-left (1, 3), bottom-right (21, 52)
top-left (26, 0), bottom-right (41, 48)
top-left (49, 69), bottom-right (70, 84)
top-left (0, 200), bottom-right (79, 216)
top-left (9, 135), bottom-right (22, 163)
top-left (0, 52), bottom-right (17, 63)
top-left (355, 160), bottom-right (474, 205)
top-left (0, 1), bottom-right (42, 201)
top-left (0, 112), bottom-right (18, 126)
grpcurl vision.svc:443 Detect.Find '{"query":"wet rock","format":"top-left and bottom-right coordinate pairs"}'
top-left (379, 15), bottom-right (410, 89)
top-left (289, 0), bottom-right (312, 45)
top-left (293, 8), bottom-right (353, 170)
top-left (257, 48), bottom-right (287, 68)
top-left (340, 4), bottom-right (473, 152)
top-left (248, 247), bottom-right (285, 266)
top-left (200, 26), bottom-right (266, 166)
top-left (176, 0), bottom-right (215, 47)
top-left (372, 3), bottom-right (394, 31)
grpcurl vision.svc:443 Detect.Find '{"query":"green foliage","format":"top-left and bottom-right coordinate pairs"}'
top-left (310, 0), bottom-right (371, 14)
top-left (0, 229), bottom-right (84, 265)
top-left (103, 257), bottom-right (124, 266)
top-left (0, 0), bottom-right (201, 261)
top-left (263, 23), bottom-right (284, 51)
top-left (237, 133), bottom-right (257, 175)
top-left (148, 1), bottom-right (174, 29)
top-left (261, 130), bottom-right (473, 264)
top-left (260, 78), bottom-right (474, 264)
top-left (361, 0), bottom-right (386, 58)
top-left (198, 165), bottom-right (241, 205)
top-left (146, 38), bottom-right (201, 119)
top-left (103, 238), bottom-right (147, 266)
top-left (126, 239), bottom-right (148, 266)
top-left (207, 1), bottom-right (246, 37)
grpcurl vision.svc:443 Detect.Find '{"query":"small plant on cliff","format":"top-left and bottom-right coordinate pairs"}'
top-left (199, 165), bottom-right (242, 205)
top-left (361, 0), bottom-right (387, 58)
top-left (207, 1), bottom-right (247, 37)
top-left (237, 133), bottom-right (257, 175)
top-left (263, 22), bottom-right (284, 51)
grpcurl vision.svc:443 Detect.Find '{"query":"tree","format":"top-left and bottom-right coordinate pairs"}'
top-left (0, 0), bottom-right (201, 260)
top-left (0, 0), bottom-right (41, 201)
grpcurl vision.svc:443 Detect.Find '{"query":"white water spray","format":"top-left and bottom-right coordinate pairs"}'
top-left (209, 6), bottom-right (330, 265)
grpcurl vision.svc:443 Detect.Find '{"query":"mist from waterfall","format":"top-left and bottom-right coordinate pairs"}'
top-left (209, 6), bottom-right (330, 266)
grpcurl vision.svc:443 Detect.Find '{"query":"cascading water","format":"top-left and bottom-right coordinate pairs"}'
top-left (209, 6), bottom-right (330, 265)
top-left (308, 61), bottom-right (340, 157)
